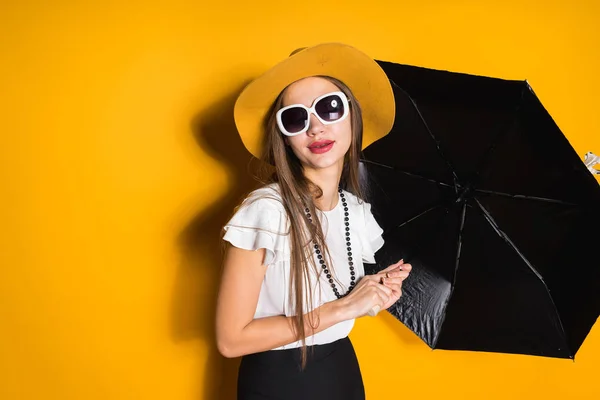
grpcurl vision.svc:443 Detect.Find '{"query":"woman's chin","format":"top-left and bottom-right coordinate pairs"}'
top-left (301, 153), bottom-right (345, 171)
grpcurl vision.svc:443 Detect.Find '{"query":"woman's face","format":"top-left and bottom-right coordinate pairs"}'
top-left (280, 77), bottom-right (352, 172)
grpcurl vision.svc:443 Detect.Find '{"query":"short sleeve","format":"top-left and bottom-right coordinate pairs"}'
top-left (360, 201), bottom-right (384, 264)
top-left (222, 189), bottom-right (290, 267)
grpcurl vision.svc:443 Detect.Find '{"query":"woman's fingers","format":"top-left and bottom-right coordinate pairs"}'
top-left (378, 261), bottom-right (412, 277)
top-left (381, 277), bottom-right (403, 298)
top-left (371, 263), bottom-right (412, 312)
top-left (379, 259), bottom-right (405, 273)
top-left (343, 275), bottom-right (397, 318)
top-left (368, 276), bottom-right (395, 306)
top-left (381, 282), bottom-right (403, 310)
top-left (381, 277), bottom-right (405, 287)
top-left (399, 263), bottom-right (412, 273)
top-left (383, 269), bottom-right (411, 281)
top-left (345, 273), bottom-right (411, 318)
top-left (373, 277), bottom-right (394, 296)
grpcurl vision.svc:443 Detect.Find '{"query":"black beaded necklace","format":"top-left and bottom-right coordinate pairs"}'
top-left (304, 188), bottom-right (356, 299)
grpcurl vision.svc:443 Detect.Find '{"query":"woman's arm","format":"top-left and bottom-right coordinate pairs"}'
top-left (215, 244), bottom-right (393, 358)
top-left (215, 244), bottom-right (346, 358)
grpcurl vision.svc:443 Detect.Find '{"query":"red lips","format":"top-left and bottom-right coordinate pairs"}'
top-left (308, 140), bottom-right (335, 154)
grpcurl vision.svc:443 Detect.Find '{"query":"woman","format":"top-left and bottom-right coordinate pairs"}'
top-left (215, 43), bottom-right (412, 400)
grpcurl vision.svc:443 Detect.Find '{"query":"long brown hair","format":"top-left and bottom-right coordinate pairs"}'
top-left (258, 76), bottom-right (366, 367)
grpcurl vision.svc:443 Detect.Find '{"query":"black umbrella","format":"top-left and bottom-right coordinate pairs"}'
top-left (361, 61), bottom-right (600, 359)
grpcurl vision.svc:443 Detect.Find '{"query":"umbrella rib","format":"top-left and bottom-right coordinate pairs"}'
top-left (388, 78), bottom-right (461, 188)
top-left (474, 189), bottom-right (578, 206)
top-left (473, 198), bottom-right (573, 356)
top-left (431, 202), bottom-right (468, 348)
top-left (475, 197), bottom-right (543, 280)
top-left (453, 202), bottom-right (468, 289)
top-left (386, 204), bottom-right (443, 233)
top-left (361, 159), bottom-right (454, 188)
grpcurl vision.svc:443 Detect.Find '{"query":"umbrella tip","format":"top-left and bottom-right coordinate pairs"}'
top-left (584, 152), bottom-right (600, 175)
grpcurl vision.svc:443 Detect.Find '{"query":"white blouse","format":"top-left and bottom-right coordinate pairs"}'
top-left (222, 183), bottom-right (384, 350)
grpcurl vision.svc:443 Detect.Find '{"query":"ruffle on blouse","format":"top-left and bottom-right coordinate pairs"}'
top-left (361, 201), bottom-right (385, 263)
top-left (222, 188), bottom-right (290, 267)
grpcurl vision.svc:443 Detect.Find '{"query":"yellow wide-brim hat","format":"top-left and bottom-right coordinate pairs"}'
top-left (233, 42), bottom-right (396, 159)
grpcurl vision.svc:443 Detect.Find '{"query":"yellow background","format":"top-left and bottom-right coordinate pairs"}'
top-left (1, 1), bottom-right (599, 399)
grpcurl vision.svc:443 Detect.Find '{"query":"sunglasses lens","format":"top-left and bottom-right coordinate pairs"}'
top-left (315, 94), bottom-right (345, 122)
top-left (281, 107), bottom-right (308, 134)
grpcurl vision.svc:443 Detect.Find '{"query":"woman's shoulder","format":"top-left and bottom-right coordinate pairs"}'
top-left (240, 182), bottom-right (285, 213)
top-left (223, 182), bottom-right (290, 264)
top-left (224, 182), bottom-right (288, 233)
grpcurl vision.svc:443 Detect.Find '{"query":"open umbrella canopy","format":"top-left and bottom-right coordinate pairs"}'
top-left (362, 61), bottom-right (600, 359)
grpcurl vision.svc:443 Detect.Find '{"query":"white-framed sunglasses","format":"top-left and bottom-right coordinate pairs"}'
top-left (276, 91), bottom-right (350, 136)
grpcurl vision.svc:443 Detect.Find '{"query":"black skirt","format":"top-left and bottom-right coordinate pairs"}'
top-left (237, 336), bottom-right (365, 400)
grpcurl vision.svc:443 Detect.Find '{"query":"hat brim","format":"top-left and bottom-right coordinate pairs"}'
top-left (234, 42), bottom-right (395, 159)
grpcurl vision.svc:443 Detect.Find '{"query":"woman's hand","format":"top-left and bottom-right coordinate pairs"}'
top-left (377, 259), bottom-right (412, 310)
top-left (338, 259), bottom-right (412, 319)
top-left (337, 274), bottom-right (394, 319)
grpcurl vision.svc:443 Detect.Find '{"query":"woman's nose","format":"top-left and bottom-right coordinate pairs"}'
top-left (306, 113), bottom-right (324, 137)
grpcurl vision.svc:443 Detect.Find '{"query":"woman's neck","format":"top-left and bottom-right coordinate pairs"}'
top-left (303, 162), bottom-right (343, 212)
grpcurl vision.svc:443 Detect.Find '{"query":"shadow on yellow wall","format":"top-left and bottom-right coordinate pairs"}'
top-left (171, 82), bottom-right (262, 399)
